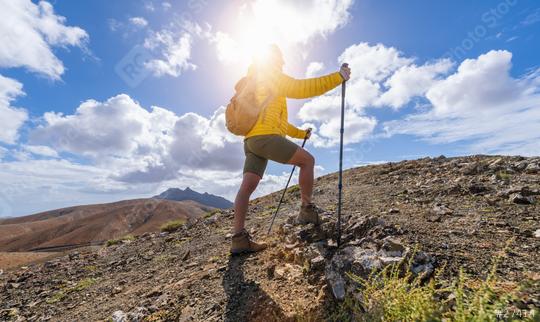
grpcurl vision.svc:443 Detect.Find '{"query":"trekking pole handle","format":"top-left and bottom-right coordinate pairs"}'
top-left (304, 128), bottom-right (312, 142)
top-left (341, 63), bottom-right (349, 83)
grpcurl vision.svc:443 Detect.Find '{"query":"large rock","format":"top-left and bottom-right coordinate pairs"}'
top-left (510, 193), bottom-right (535, 205)
top-left (525, 162), bottom-right (539, 173)
top-left (410, 252), bottom-right (436, 280)
top-left (461, 162), bottom-right (487, 175)
top-left (324, 241), bottom-right (409, 300)
top-left (112, 310), bottom-right (128, 322)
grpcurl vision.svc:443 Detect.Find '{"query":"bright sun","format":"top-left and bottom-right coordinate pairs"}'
top-left (217, 1), bottom-right (311, 68)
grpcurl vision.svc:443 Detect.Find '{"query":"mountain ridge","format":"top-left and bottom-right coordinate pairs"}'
top-left (0, 198), bottom-right (213, 252)
top-left (153, 187), bottom-right (233, 209)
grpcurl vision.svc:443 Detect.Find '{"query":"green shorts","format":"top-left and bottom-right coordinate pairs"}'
top-left (243, 135), bottom-right (300, 178)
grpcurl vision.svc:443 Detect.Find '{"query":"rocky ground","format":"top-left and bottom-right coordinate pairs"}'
top-left (1, 155), bottom-right (539, 321)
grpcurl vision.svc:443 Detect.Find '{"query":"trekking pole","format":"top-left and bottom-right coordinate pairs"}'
top-left (267, 129), bottom-right (311, 234)
top-left (337, 63), bottom-right (348, 247)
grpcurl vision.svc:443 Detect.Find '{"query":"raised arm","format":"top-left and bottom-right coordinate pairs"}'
top-left (286, 123), bottom-right (308, 139)
top-left (272, 72), bottom-right (344, 99)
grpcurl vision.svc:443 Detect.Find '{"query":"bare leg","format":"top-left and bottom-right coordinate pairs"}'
top-left (233, 172), bottom-right (262, 234)
top-left (287, 147), bottom-right (315, 206)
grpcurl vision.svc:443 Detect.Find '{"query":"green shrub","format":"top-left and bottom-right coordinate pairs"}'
top-left (73, 278), bottom-right (97, 292)
top-left (46, 278), bottom-right (97, 304)
top-left (204, 209), bottom-right (221, 218)
top-left (105, 239), bottom-right (121, 247)
top-left (328, 254), bottom-right (539, 321)
top-left (496, 170), bottom-right (511, 181)
top-left (105, 234), bottom-right (135, 247)
top-left (160, 219), bottom-right (187, 233)
top-left (344, 263), bottom-right (441, 321)
top-left (287, 185), bottom-right (300, 194)
top-left (46, 290), bottom-right (66, 304)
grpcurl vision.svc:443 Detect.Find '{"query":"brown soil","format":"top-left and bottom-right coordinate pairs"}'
top-left (0, 199), bottom-right (213, 252)
top-left (0, 252), bottom-right (61, 270)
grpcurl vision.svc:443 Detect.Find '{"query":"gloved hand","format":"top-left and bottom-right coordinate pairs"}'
top-left (339, 64), bottom-right (351, 81)
top-left (305, 128), bottom-right (312, 139)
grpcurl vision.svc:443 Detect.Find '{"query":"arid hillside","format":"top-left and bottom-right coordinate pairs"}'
top-left (1, 155), bottom-right (539, 321)
top-left (0, 199), bottom-right (214, 252)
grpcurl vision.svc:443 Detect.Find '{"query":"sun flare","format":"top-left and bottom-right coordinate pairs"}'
top-left (217, 1), bottom-right (311, 68)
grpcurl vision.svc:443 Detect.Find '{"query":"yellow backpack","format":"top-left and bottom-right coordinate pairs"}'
top-left (225, 75), bottom-right (274, 136)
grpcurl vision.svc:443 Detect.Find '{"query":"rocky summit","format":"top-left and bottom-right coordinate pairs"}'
top-left (1, 155), bottom-right (539, 321)
top-left (153, 188), bottom-right (233, 209)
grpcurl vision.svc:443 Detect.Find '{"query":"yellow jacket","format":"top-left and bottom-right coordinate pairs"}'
top-left (245, 66), bottom-right (344, 139)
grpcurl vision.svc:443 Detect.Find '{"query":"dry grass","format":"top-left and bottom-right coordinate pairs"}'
top-left (160, 219), bottom-right (187, 233)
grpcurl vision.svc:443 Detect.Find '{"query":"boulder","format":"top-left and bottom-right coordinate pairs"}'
top-left (410, 252), bottom-right (435, 279)
top-left (325, 264), bottom-right (346, 300)
top-left (510, 193), bottom-right (535, 205)
top-left (488, 158), bottom-right (503, 170)
top-left (128, 307), bottom-right (149, 322)
top-left (382, 237), bottom-right (406, 257)
top-left (112, 310), bottom-right (128, 322)
top-left (324, 240), bottom-right (409, 300)
top-left (433, 204), bottom-right (453, 216)
top-left (468, 183), bottom-right (489, 195)
top-left (525, 163), bottom-right (539, 173)
top-left (461, 162), bottom-right (487, 175)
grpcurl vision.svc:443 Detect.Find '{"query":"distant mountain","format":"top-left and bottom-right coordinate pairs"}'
top-left (153, 187), bottom-right (233, 209)
top-left (0, 199), bottom-right (213, 252)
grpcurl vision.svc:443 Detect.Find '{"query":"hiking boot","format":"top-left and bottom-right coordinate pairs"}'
top-left (230, 229), bottom-right (267, 255)
top-left (298, 203), bottom-right (323, 225)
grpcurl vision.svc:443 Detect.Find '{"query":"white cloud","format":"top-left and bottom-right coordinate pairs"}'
top-left (212, 0), bottom-right (353, 66)
top-left (0, 158), bottom-right (141, 216)
top-left (129, 17), bottom-right (148, 28)
top-left (28, 94), bottom-right (243, 184)
top-left (522, 8), bottom-right (540, 26)
top-left (0, 0), bottom-right (88, 79)
top-left (384, 50), bottom-right (540, 156)
top-left (121, 106), bottom-right (244, 183)
top-left (298, 43), bottom-right (416, 147)
top-left (426, 50), bottom-right (520, 116)
top-left (143, 30), bottom-right (196, 77)
top-left (0, 75), bottom-right (28, 144)
top-left (300, 111), bottom-right (377, 148)
top-left (162, 2), bottom-right (172, 11)
top-left (0, 146), bottom-right (7, 160)
top-left (305, 62), bottom-right (325, 77)
top-left (299, 44), bottom-right (540, 156)
top-left (22, 145), bottom-right (59, 158)
top-left (248, 0), bottom-right (353, 44)
top-left (144, 1), bottom-right (155, 12)
top-left (376, 59), bottom-right (453, 109)
top-left (340, 43), bottom-right (413, 84)
top-left (108, 18), bottom-right (122, 32)
top-left (30, 94), bottom-right (178, 169)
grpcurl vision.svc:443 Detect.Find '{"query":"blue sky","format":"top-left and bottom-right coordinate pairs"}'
top-left (0, 0), bottom-right (539, 216)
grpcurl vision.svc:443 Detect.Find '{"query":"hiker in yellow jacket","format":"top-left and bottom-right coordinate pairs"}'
top-left (231, 45), bottom-right (351, 254)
